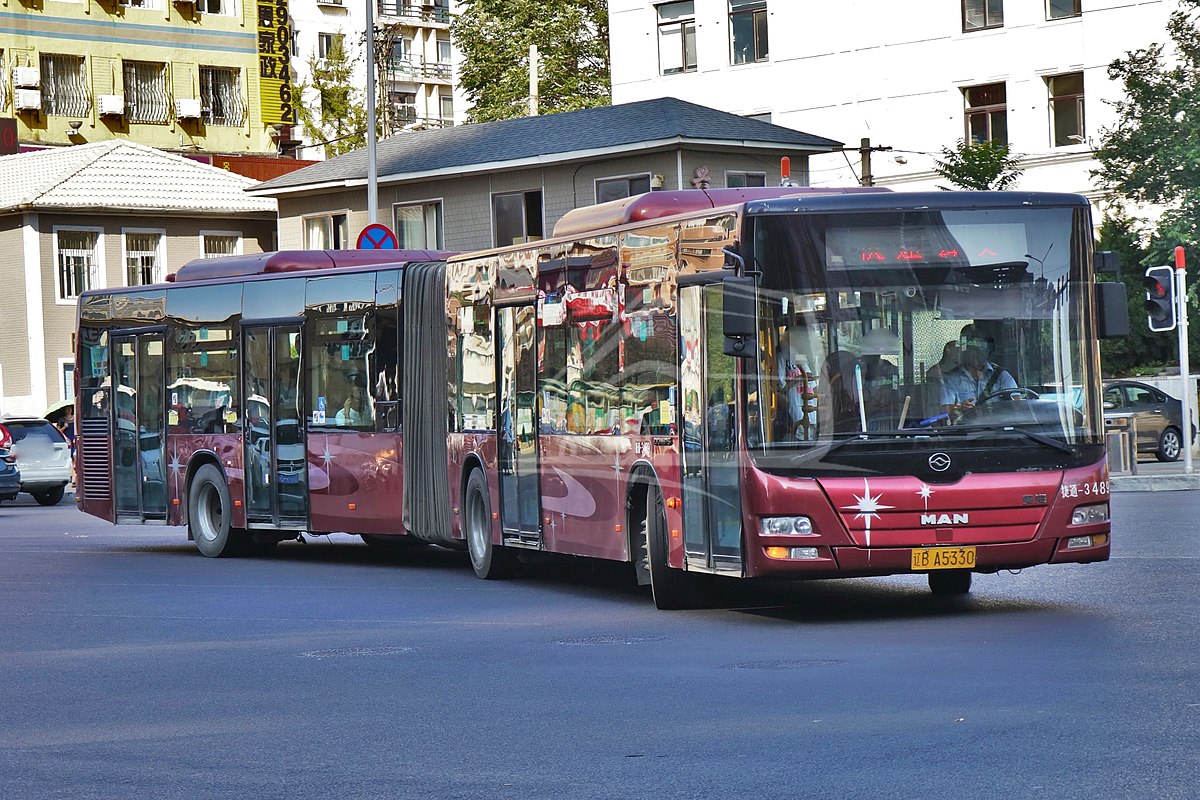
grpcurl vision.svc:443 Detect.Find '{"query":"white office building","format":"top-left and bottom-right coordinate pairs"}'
top-left (609, 1), bottom-right (1176, 205)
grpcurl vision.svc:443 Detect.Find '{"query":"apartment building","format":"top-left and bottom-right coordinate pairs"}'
top-left (609, 1), bottom-right (1175, 202)
top-left (0, 0), bottom-right (298, 154)
top-left (290, 0), bottom-right (457, 159)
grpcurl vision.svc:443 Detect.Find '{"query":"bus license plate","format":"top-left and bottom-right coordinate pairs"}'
top-left (911, 546), bottom-right (976, 571)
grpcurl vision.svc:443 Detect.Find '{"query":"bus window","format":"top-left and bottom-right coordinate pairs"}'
top-left (622, 310), bottom-right (678, 436)
top-left (79, 326), bottom-right (109, 419)
top-left (167, 324), bottom-right (237, 435)
top-left (307, 312), bottom-right (376, 431)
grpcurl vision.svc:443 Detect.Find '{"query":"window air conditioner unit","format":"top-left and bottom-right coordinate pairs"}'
top-left (99, 94), bottom-right (126, 116)
top-left (13, 66), bottom-right (40, 88)
top-left (15, 89), bottom-right (42, 111)
top-left (175, 98), bottom-right (202, 119)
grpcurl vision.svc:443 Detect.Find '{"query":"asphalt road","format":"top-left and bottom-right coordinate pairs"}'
top-left (0, 490), bottom-right (1197, 799)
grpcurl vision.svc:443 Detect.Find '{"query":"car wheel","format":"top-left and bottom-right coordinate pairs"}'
top-left (1157, 427), bottom-right (1182, 462)
top-left (188, 463), bottom-right (245, 557)
top-left (33, 486), bottom-right (65, 506)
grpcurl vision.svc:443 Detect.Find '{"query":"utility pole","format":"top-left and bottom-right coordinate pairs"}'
top-left (1177, 245), bottom-right (1192, 474)
top-left (843, 138), bottom-right (893, 187)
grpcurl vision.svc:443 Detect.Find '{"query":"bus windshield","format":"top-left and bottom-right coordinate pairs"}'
top-left (747, 205), bottom-right (1102, 473)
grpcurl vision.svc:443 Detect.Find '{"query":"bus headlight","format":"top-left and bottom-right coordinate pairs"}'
top-left (1070, 503), bottom-right (1109, 526)
top-left (760, 516), bottom-right (814, 536)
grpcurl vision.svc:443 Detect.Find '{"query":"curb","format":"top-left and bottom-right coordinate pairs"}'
top-left (1111, 473), bottom-right (1200, 492)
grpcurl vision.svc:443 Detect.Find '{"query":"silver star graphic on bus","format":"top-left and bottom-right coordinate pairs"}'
top-left (168, 450), bottom-right (182, 476)
top-left (917, 483), bottom-right (934, 510)
top-left (841, 478), bottom-right (892, 551)
top-left (321, 438), bottom-right (334, 468)
top-left (612, 454), bottom-right (623, 475)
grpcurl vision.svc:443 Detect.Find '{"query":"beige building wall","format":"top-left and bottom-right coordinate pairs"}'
top-left (0, 217), bottom-right (31, 414)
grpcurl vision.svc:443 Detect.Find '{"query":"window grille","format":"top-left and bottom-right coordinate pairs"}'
top-left (40, 54), bottom-right (90, 118)
top-left (58, 230), bottom-right (99, 300)
top-left (125, 232), bottom-right (162, 286)
top-left (203, 235), bottom-right (239, 258)
top-left (199, 67), bottom-right (244, 126)
top-left (123, 61), bottom-right (170, 123)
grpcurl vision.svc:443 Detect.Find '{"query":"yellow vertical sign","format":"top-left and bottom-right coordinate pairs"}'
top-left (257, 0), bottom-right (297, 125)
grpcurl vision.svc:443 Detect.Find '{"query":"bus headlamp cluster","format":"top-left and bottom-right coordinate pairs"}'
top-left (760, 516), bottom-right (814, 536)
top-left (1070, 503), bottom-right (1109, 526)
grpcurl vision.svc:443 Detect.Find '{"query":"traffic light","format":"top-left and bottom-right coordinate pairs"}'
top-left (1144, 265), bottom-right (1177, 332)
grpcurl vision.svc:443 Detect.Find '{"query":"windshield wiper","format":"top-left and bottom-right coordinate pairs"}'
top-left (786, 429), bottom-right (963, 466)
top-left (963, 425), bottom-right (1075, 454)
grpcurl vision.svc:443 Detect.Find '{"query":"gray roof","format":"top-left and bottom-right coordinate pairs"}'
top-left (250, 97), bottom-right (842, 196)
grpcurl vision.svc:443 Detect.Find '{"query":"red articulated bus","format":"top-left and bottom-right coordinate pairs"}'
top-left (76, 188), bottom-right (1129, 609)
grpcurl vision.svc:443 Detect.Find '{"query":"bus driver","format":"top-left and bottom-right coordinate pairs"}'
top-left (939, 325), bottom-right (1017, 422)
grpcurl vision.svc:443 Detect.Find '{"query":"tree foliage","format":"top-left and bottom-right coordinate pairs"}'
top-left (1093, 0), bottom-right (1200, 257)
top-left (452, 0), bottom-right (610, 123)
top-left (295, 37), bottom-right (367, 158)
top-left (932, 139), bottom-right (1024, 190)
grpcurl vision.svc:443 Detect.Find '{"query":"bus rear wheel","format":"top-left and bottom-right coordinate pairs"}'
top-left (464, 469), bottom-right (515, 579)
top-left (644, 484), bottom-right (693, 610)
top-left (188, 463), bottom-right (245, 558)
top-left (928, 570), bottom-right (972, 596)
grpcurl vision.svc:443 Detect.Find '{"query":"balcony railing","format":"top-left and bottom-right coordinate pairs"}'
top-left (386, 59), bottom-right (452, 81)
top-left (378, 1), bottom-right (450, 24)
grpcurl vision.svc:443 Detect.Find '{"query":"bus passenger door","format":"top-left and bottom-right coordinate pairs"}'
top-left (112, 331), bottom-right (167, 523)
top-left (242, 324), bottom-right (307, 530)
top-left (679, 285), bottom-right (743, 574)
top-left (497, 305), bottom-right (542, 546)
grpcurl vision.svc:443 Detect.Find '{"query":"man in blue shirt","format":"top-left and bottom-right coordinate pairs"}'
top-left (940, 325), bottom-right (1017, 422)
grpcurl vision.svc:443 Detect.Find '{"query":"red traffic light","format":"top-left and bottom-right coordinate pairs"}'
top-left (1144, 265), bottom-right (1177, 332)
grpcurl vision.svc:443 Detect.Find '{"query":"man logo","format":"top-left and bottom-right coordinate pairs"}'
top-left (929, 453), bottom-right (952, 472)
top-left (921, 513), bottom-right (969, 525)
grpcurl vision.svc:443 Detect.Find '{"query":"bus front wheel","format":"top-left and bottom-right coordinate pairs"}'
top-left (644, 485), bottom-right (693, 610)
top-left (928, 570), bottom-right (972, 596)
top-left (464, 469), bottom-right (515, 580)
top-left (188, 463), bottom-right (244, 558)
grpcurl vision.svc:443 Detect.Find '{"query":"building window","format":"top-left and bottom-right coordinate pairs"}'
top-left (492, 190), bottom-right (544, 247)
top-left (202, 233), bottom-right (241, 258)
top-left (124, 231), bottom-right (165, 286)
top-left (304, 214), bottom-right (349, 249)
top-left (123, 61), bottom-right (169, 123)
top-left (730, 0), bottom-right (768, 65)
top-left (1046, 0), bottom-right (1080, 20)
top-left (658, 1), bottom-right (697, 75)
top-left (726, 171), bottom-right (766, 188)
top-left (318, 33), bottom-right (345, 60)
top-left (439, 91), bottom-right (454, 124)
top-left (40, 54), bottom-right (90, 117)
top-left (596, 174), bottom-right (652, 204)
top-left (437, 34), bottom-right (452, 64)
top-left (61, 362), bottom-right (76, 402)
top-left (962, 0), bottom-right (1003, 32)
top-left (199, 66), bottom-right (245, 127)
top-left (119, 0), bottom-right (158, 9)
top-left (394, 201), bottom-right (442, 249)
top-left (1048, 72), bottom-right (1084, 147)
top-left (964, 82), bottom-right (1007, 145)
top-left (390, 91), bottom-right (417, 124)
top-left (56, 229), bottom-right (100, 300)
top-left (197, 0), bottom-right (233, 14)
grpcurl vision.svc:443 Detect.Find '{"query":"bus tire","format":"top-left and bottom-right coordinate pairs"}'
top-left (464, 469), bottom-right (515, 580)
top-left (928, 570), bottom-right (972, 596)
top-left (645, 484), bottom-right (692, 610)
top-left (188, 463), bottom-right (244, 558)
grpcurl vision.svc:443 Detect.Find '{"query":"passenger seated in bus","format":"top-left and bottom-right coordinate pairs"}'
top-left (940, 325), bottom-right (1017, 422)
top-left (776, 328), bottom-right (818, 441)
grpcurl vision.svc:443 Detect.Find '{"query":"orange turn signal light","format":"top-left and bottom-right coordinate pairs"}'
top-left (765, 546), bottom-right (790, 559)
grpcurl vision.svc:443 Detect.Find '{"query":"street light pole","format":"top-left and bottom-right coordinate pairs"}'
top-left (365, 0), bottom-right (378, 225)
top-left (1177, 246), bottom-right (1192, 474)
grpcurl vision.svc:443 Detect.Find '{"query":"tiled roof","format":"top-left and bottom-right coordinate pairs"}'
top-left (251, 97), bottom-right (843, 195)
top-left (0, 140), bottom-right (276, 214)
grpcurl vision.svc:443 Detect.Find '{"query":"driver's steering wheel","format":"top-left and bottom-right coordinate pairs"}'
top-left (977, 387), bottom-right (1040, 404)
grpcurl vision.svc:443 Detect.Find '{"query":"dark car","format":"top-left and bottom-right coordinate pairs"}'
top-left (0, 446), bottom-right (19, 503)
top-left (1, 418), bottom-right (73, 505)
top-left (1103, 380), bottom-right (1195, 462)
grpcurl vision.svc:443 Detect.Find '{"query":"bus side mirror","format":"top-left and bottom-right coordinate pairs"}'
top-left (723, 276), bottom-right (757, 358)
top-left (1096, 281), bottom-right (1130, 339)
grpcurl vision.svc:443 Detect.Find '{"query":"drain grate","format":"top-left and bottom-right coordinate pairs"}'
top-left (301, 646), bottom-right (414, 659)
top-left (554, 635), bottom-right (668, 646)
top-left (723, 659), bottom-right (848, 671)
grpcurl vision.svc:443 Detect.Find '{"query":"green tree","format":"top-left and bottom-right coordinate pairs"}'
top-left (295, 37), bottom-right (367, 158)
top-left (452, 0), bottom-right (610, 123)
top-left (932, 139), bottom-right (1024, 190)
top-left (1093, 0), bottom-right (1200, 262)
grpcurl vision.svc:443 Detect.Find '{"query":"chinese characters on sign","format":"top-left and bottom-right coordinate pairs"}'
top-left (257, 0), bottom-right (297, 125)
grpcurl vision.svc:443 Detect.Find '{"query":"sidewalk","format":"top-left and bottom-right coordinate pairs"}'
top-left (1109, 450), bottom-right (1200, 492)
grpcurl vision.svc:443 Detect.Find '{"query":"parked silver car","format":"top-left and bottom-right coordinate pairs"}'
top-left (1103, 380), bottom-right (1195, 462)
top-left (1, 418), bottom-right (72, 505)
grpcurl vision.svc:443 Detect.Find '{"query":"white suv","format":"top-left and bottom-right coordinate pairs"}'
top-left (1, 418), bottom-right (72, 505)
